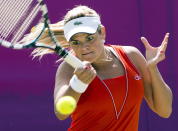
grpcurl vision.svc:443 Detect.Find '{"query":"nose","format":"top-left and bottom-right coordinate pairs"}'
top-left (80, 42), bottom-right (90, 51)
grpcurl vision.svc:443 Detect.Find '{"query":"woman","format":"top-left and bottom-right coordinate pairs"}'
top-left (33, 5), bottom-right (172, 131)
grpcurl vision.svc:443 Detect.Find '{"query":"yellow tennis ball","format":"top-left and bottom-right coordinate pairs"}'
top-left (56, 96), bottom-right (77, 115)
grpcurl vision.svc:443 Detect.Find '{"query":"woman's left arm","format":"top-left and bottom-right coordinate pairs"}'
top-left (125, 33), bottom-right (173, 118)
top-left (140, 33), bottom-right (173, 118)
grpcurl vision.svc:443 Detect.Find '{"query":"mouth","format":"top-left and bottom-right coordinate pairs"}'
top-left (82, 51), bottom-right (94, 56)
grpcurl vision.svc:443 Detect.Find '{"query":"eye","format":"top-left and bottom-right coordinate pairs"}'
top-left (70, 40), bottom-right (80, 45)
top-left (86, 35), bottom-right (94, 41)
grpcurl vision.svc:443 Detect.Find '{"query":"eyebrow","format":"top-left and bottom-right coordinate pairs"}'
top-left (70, 33), bottom-right (94, 41)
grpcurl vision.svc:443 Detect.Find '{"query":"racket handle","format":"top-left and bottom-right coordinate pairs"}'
top-left (64, 53), bottom-right (84, 68)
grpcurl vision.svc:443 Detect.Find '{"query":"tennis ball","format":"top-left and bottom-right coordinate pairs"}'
top-left (56, 96), bottom-right (77, 115)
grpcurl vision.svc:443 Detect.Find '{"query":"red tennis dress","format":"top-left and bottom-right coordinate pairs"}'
top-left (68, 45), bottom-right (144, 131)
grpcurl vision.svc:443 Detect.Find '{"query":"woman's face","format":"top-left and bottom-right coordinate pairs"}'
top-left (69, 29), bottom-right (106, 63)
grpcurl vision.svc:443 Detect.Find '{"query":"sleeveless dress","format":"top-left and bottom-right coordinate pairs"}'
top-left (68, 45), bottom-right (144, 131)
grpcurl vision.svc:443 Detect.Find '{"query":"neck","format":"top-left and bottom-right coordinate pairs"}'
top-left (92, 46), bottom-right (114, 70)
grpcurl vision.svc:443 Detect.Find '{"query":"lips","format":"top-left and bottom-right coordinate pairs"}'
top-left (82, 51), bottom-right (93, 56)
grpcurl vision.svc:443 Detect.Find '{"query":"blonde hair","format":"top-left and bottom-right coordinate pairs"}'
top-left (63, 5), bottom-right (100, 24)
top-left (31, 5), bottom-right (100, 59)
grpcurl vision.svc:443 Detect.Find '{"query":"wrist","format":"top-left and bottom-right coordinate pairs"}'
top-left (69, 75), bottom-right (89, 93)
top-left (147, 63), bottom-right (158, 72)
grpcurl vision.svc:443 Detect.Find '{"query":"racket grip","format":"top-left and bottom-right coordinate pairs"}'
top-left (64, 53), bottom-right (84, 68)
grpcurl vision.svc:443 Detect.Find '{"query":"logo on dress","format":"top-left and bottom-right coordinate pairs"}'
top-left (134, 74), bottom-right (142, 80)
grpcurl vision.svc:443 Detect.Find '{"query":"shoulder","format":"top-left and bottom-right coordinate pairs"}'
top-left (121, 46), bottom-right (142, 56)
top-left (110, 45), bottom-right (144, 62)
top-left (120, 46), bottom-right (147, 74)
top-left (120, 46), bottom-right (145, 63)
top-left (108, 45), bottom-right (141, 56)
top-left (121, 46), bottom-right (151, 82)
top-left (108, 44), bottom-right (144, 63)
top-left (121, 45), bottom-right (152, 86)
top-left (109, 45), bottom-right (147, 73)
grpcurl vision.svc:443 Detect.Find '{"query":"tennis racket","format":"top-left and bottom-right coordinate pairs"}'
top-left (0, 0), bottom-right (83, 68)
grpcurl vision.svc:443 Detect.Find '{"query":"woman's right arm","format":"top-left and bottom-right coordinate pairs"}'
top-left (54, 61), bottom-right (81, 120)
top-left (54, 61), bottom-right (96, 120)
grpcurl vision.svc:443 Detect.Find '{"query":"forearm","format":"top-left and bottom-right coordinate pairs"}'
top-left (148, 65), bottom-right (173, 117)
top-left (54, 61), bottom-right (96, 120)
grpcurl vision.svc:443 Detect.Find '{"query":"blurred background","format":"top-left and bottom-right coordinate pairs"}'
top-left (0, 0), bottom-right (177, 130)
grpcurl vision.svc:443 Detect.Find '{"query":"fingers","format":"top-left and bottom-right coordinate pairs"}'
top-left (74, 61), bottom-right (96, 84)
top-left (160, 33), bottom-right (169, 52)
top-left (141, 33), bottom-right (170, 51)
top-left (141, 37), bottom-right (152, 49)
top-left (162, 33), bottom-right (169, 43)
top-left (156, 33), bottom-right (169, 63)
top-left (74, 69), bottom-right (96, 84)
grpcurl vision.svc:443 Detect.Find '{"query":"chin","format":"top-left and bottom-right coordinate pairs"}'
top-left (81, 54), bottom-right (96, 62)
top-left (82, 58), bottom-right (95, 63)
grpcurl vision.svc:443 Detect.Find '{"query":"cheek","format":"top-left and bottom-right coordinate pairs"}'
top-left (70, 47), bottom-right (82, 58)
top-left (93, 41), bottom-right (104, 52)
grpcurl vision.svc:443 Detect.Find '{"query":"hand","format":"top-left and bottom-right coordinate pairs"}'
top-left (74, 61), bottom-right (97, 84)
top-left (141, 33), bottom-right (169, 67)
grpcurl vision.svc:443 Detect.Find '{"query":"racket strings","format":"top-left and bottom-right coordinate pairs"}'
top-left (1, 0), bottom-right (34, 41)
top-left (0, 0), bottom-right (19, 36)
top-left (0, 0), bottom-right (33, 39)
top-left (11, 3), bottom-right (41, 44)
top-left (0, 0), bottom-right (41, 45)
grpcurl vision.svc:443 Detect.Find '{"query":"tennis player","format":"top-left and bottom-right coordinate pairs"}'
top-left (33, 5), bottom-right (173, 131)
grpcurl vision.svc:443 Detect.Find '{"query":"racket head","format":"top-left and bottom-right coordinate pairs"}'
top-left (0, 0), bottom-right (83, 68)
top-left (0, 0), bottom-right (47, 49)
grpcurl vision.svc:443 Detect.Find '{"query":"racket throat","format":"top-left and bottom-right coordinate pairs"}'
top-left (55, 46), bottom-right (68, 58)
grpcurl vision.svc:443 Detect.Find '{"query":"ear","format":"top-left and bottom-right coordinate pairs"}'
top-left (100, 25), bottom-right (106, 40)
